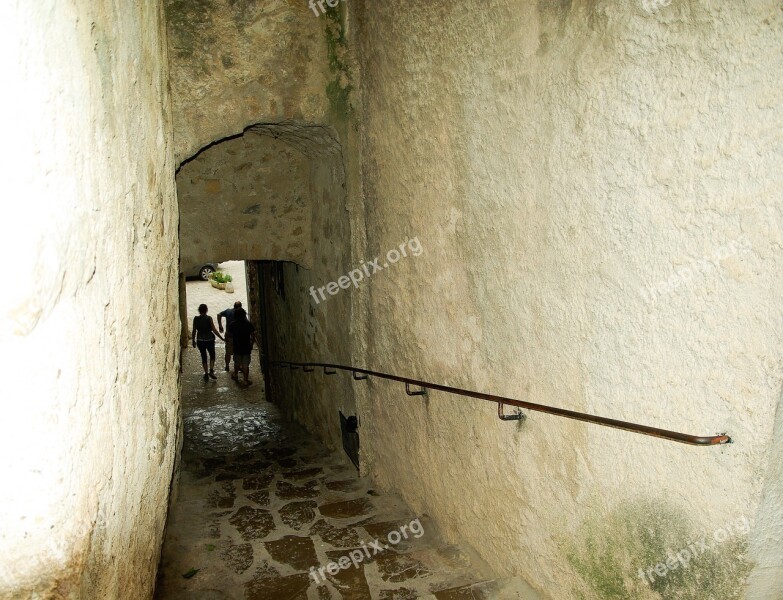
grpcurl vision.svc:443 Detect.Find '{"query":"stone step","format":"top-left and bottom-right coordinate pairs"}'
top-left (156, 347), bottom-right (541, 600)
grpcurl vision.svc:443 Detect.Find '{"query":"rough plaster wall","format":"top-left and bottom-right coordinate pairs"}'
top-left (178, 133), bottom-right (314, 267)
top-left (747, 388), bottom-right (783, 597)
top-left (0, 1), bottom-right (180, 598)
top-left (251, 4), bottom-right (363, 454)
top-left (264, 152), bottom-right (356, 452)
top-left (164, 0), bottom-right (333, 163)
top-left (355, 1), bottom-right (783, 598)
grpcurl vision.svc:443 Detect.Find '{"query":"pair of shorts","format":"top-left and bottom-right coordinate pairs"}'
top-left (225, 333), bottom-right (234, 355)
top-left (235, 353), bottom-right (251, 367)
top-left (197, 340), bottom-right (216, 363)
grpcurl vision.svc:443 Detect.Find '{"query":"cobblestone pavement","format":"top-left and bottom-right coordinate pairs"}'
top-left (155, 347), bottom-right (539, 599)
top-left (156, 278), bottom-right (539, 599)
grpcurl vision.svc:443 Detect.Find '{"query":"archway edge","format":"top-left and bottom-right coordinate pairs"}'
top-left (176, 120), bottom-right (342, 170)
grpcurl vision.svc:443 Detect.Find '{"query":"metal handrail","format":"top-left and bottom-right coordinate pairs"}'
top-left (269, 360), bottom-right (731, 446)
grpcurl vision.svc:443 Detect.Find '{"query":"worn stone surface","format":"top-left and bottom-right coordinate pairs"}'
top-left (284, 467), bottom-right (324, 481)
top-left (432, 581), bottom-right (498, 600)
top-left (229, 507), bottom-right (275, 541)
top-left (247, 490), bottom-right (270, 507)
top-left (218, 541), bottom-right (254, 575)
top-left (164, 0), bottom-right (339, 163)
top-left (323, 560), bottom-right (372, 600)
top-left (319, 497), bottom-right (375, 520)
top-left (264, 536), bottom-right (318, 571)
top-left (379, 589), bottom-right (420, 600)
top-left (277, 480), bottom-right (320, 500)
top-left (155, 342), bottom-right (533, 599)
top-left (326, 479), bottom-right (365, 493)
top-left (254, 1), bottom-right (783, 599)
top-left (280, 501), bottom-right (318, 531)
top-left (242, 473), bottom-right (275, 491)
top-left (311, 519), bottom-right (362, 549)
top-left (244, 564), bottom-right (310, 600)
top-left (0, 1), bottom-right (180, 598)
top-left (349, 2), bottom-right (782, 599)
top-left (375, 554), bottom-right (431, 584)
top-left (178, 133), bottom-right (315, 267)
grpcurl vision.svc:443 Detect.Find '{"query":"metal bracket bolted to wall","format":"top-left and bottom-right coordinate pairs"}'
top-left (290, 364), bottom-right (300, 370)
top-left (406, 382), bottom-right (427, 396)
top-left (303, 366), bottom-right (315, 373)
top-left (352, 371), bottom-right (369, 381)
top-left (498, 402), bottom-right (525, 422)
top-left (324, 367), bottom-right (337, 375)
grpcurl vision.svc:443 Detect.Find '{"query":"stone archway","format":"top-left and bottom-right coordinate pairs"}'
top-left (177, 122), bottom-right (343, 270)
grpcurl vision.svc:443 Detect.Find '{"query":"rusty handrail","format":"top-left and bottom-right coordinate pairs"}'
top-left (269, 360), bottom-right (731, 447)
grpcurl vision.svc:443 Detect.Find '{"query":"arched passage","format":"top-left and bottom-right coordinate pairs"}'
top-left (177, 122), bottom-right (343, 268)
top-left (175, 120), bottom-right (356, 448)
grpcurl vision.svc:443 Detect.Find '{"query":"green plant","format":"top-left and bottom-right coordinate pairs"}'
top-left (224, 274), bottom-right (232, 283)
top-left (211, 271), bottom-right (228, 284)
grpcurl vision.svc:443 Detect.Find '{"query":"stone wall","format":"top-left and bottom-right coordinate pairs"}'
top-left (164, 0), bottom-right (337, 164)
top-left (262, 145), bottom-right (357, 452)
top-left (351, 1), bottom-right (783, 599)
top-left (163, 0), bottom-right (782, 597)
top-left (0, 1), bottom-right (180, 598)
top-left (166, 0), bottom-right (362, 452)
top-left (178, 132), bottom-right (314, 268)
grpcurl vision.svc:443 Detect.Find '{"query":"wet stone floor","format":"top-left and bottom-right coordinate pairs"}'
top-left (155, 346), bottom-right (535, 600)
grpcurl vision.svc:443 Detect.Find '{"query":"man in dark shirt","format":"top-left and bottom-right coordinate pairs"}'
top-left (218, 301), bottom-right (242, 372)
top-left (228, 307), bottom-right (258, 385)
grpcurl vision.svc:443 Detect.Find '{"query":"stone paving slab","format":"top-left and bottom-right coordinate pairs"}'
top-left (155, 337), bottom-right (539, 600)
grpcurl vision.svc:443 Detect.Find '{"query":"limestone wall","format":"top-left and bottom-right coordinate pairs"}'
top-left (351, 1), bottom-right (783, 599)
top-left (166, 0), bottom-right (362, 452)
top-left (178, 133), bottom-right (314, 267)
top-left (164, 0), bottom-right (334, 164)
top-left (0, 1), bottom-right (180, 598)
top-left (262, 145), bottom-right (357, 452)
top-left (163, 0), bottom-right (782, 597)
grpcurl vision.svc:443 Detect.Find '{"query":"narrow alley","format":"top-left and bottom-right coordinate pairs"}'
top-left (4, 2), bottom-right (783, 599)
top-left (155, 336), bottom-right (538, 599)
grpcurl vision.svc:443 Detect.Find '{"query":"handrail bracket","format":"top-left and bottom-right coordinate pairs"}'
top-left (406, 382), bottom-right (427, 396)
top-left (498, 402), bottom-right (525, 422)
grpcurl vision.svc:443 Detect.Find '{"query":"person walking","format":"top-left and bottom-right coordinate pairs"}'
top-left (228, 307), bottom-right (259, 386)
top-left (192, 304), bottom-right (224, 382)
top-left (217, 301), bottom-right (242, 373)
